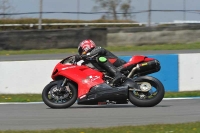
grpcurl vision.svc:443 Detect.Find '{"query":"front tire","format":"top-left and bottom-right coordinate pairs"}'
top-left (129, 76), bottom-right (165, 107)
top-left (42, 80), bottom-right (77, 109)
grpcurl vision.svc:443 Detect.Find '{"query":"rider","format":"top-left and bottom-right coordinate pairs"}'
top-left (75, 39), bottom-right (127, 85)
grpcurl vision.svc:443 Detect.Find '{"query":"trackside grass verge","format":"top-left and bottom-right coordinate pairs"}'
top-left (1, 43), bottom-right (200, 55)
top-left (0, 91), bottom-right (200, 103)
top-left (0, 94), bottom-right (42, 102)
top-left (0, 122), bottom-right (200, 133)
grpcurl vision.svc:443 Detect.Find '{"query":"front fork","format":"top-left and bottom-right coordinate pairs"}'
top-left (57, 78), bottom-right (67, 91)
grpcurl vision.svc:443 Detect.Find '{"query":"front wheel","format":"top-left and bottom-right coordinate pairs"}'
top-left (42, 80), bottom-right (77, 108)
top-left (129, 76), bottom-right (165, 107)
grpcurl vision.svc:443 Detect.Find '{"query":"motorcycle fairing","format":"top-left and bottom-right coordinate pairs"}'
top-left (77, 83), bottom-right (128, 105)
top-left (52, 63), bottom-right (104, 98)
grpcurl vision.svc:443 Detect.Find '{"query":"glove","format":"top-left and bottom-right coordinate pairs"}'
top-left (74, 54), bottom-right (82, 61)
top-left (81, 54), bottom-right (88, 60)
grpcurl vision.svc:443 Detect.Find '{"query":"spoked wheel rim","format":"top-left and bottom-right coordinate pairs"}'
top-left (132, 81), bottom-right (158, 100)
top-left (42, 81), bottom-right (78, 108)
top-left (128, 76), bottom-right (165, 107)
top-left (48, 85), bottom-right (73, 104)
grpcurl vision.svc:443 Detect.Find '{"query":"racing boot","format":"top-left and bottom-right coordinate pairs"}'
top-left (97, 57), bottom-right (126, 86)
top-left (110, 70), bottom-right (126, 86)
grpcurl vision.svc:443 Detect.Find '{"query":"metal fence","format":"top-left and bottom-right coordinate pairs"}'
top-left (0, 0), bottom-right (199, 29)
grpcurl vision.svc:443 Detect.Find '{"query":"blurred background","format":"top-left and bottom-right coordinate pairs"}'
top-left (0, 0), bottom-right (199, 23)
top-left (0, 0), bottom-right (200, 49)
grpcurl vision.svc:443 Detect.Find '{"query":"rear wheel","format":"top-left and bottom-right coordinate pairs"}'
top-left (42, 80), bottom-right (77, 108)
top-left (129, 76), bottom-right (165, 107)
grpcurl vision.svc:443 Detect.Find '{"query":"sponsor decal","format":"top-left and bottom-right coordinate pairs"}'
top-left (82, 75), bottom-right (100, 83)
top-left (61, 66), bottom-right (76, 70)
top-left (90, 76), bottom-right (100, 82)
top-left (140, 63), bottom-right (148, 66)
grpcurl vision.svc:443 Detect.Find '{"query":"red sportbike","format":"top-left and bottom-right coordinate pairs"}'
top-left (42, 55), bottom-right (165, 108)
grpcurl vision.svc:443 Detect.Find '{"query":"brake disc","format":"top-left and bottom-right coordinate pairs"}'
top-left (139, 82), bottom-right (152, 92)
top-left (50, 86), bottom-right (70, 100)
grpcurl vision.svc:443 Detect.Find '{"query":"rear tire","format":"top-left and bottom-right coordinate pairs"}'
top-left (42, 81), bottom-right (77, 109)
top-left (129, 76), bottom-right (165, 107)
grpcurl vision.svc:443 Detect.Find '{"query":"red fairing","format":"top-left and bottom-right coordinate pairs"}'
top-left (123, 55), bottom-right (154, 67)
top-left (52, 63), bottom-right (104, 98)
top-left (144, 57), bottom-right (154, 62)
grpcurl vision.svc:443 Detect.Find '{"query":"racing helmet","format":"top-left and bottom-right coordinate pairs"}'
top-left (78, 39), bottom-right (96, 55)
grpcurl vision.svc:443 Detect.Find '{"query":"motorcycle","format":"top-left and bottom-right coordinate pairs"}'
top-left (42, 54), bottom-right (165, 108)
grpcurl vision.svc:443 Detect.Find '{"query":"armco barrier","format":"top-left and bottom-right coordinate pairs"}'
top-left (0, 54), bottom-right (199, 94)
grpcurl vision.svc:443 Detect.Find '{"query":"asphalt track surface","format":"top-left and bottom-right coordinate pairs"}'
top-left (0, 99), bottom-right (200, 130)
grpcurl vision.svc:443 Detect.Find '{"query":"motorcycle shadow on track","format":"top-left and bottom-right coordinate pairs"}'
top-left (44, 103), bottom-right (170, 109)
top-left (70, 105), bottom-right (170, 109)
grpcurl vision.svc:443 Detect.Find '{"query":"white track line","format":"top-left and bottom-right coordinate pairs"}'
top-left (0, 97), bottom-right (200, 105)
top-left (164, 97), bottom-right (200, 100)
top-left (0, 102), bottom-right (44, 105)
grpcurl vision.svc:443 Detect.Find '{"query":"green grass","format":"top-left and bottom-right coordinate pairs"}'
top-left (1, 43), bottom-right (200, 56)
top-left (106, 42), bottom-right (200, 51)
top-left (0, 91), bottom-right (200, 103)
top-left (0, 122), bottom-right (200, 133)
top-left (0, 48), bottom-right (77, 56)
top-left (0, 94), bottom-right (42, 102)
top-left (164, 91), bottom-right (200, 98)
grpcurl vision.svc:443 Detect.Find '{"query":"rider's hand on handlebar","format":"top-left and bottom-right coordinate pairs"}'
top-left (74, 54), bottom-right (82, 61)
top-left (81, 52), bottom-right (96, 60)
top-left (80, 54), bottom-right (88, 59)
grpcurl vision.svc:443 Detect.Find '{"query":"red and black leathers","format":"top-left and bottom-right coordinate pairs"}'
top-left (76, 46), bottom-right (128, 85)
top-left (81, 46), bottom-right (126, 67)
